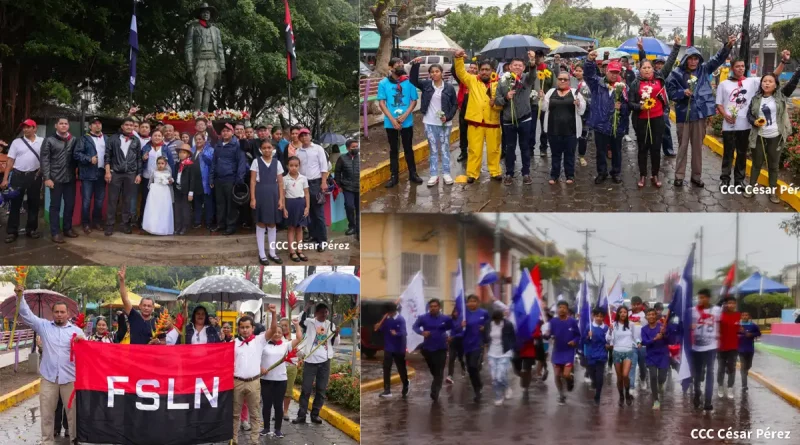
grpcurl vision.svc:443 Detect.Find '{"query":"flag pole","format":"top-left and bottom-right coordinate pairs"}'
top-left (288, 82), bottom-right (292, 125)
top-left (607, 274), bottom-right (621, 322)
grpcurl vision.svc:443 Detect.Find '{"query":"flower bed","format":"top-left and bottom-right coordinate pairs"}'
top-left (781, 108), bottom-right (800, 178)
top-left (294, 361), bottom-right (360, 413)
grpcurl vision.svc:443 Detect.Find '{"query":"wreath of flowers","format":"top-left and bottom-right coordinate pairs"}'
top-left (145, 109), bottom-right (251, 122)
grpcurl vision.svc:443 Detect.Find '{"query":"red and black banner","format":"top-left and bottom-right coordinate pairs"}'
top-left (73, 341), bottom-right (234, 445)
top-left (687, 0), bottom-right (696, 47)
top-left (284, 0), bottom-right (299, 81)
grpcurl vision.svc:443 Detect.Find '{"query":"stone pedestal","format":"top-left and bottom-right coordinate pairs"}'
top-left (27, 349), bottom-right (40, 374)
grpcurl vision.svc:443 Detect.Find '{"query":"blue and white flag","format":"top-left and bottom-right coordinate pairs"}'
top-left (129, 5), bottom-right (139, 94)
top-left (452, 260), bottom-right (466, 323)
top-left (512, 268), bottom-right (541, 343)
top-left (399, 271), bottom-right (426, 352)
top-left (577, 280), bottom-right (591, 339)
top-left (478, 263), bottom-right (498, 286)
top-left (595, 277), bottom-right (607, 313)
top-left (676, 244), bottom-right (696, 391)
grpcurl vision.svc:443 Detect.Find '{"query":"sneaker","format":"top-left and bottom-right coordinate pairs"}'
top-left (769, 194), bottom-right (780, 204)
top-left (558, 395), bottom-right (566, 405)
top-left (594, 397), bottom-right (601, 406)
top-left (443, 174), bottom-right (454, 185)
top-left (523, 175), bottom-right (533, 185)
top-left (274, 431), bottom-right (285, 438)
top-left (503, 176), bottom-right (513, 186)
top-left (630, 388), bottom-right (637, 397)
top-left (704, 404), bottom-right (714, 412)
top-left (260, 429), bottom-right (270, 436)
top-left (624, 135), bottom-right (632, 142)
top-left (402, 383), bottom-right (410, 397)
top-left (505, 388), bottom-right (513, 399)
top-left (584, 377), bottom-right (592, 384)
top-left (743, 190), bottom-right (754, 198)
top-left (541, 368), bottom-right (549, 381)
top-left (718, 388), bottom-right (725, 399)
top-left (241, 421), bottom-right (251, 431)
top-left (727, 389), bottom-right (734, 400)
top-left (427, 176), bottom-right (439, 187)
top-left (653, 400), bottom-right (661, 410)
top-left (566, 375), bottom-right (575, 392)
top-left (445, 377), bottom-right (454, 385)
top-left (379, 391), bottom-right (392, 398)
top-left (494, 399), bottom-right (503, 406)
top-left (626, 393), bottom-right (634, 406)
top-left (743, 386), bottom-right (749, 392)
top-left (579, 157), bottom-right (587, 167)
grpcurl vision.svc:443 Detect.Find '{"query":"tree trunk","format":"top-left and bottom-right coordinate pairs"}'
top-left (374, 32), bottom-right (395, 77)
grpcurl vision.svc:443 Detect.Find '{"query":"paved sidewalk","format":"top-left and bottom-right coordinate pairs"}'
top-left (752, 346), bottom-right (800, 396)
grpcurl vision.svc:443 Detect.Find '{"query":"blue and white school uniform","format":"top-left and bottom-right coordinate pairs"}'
top-left (283, 173), bottom-right (309, 227)
top-left (251, 157), bottom-right (284, 225)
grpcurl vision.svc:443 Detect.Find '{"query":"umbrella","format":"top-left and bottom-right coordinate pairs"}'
top-left (479, 35), bottom-right (550, 60)
top-left (99, 292), bottom-right (161, 309)
top-left (542, 37), bottom-right (563, 50)
top-left (316, 133), bottom-right (348, 146)
top-left (593, 47), bottom-right (630, 60)
top-left (549, 44), bottom-right (588, 58)
top-left (295, 272), bottom-right (360, 295)
top-left (735, 272), bottom-right (790, 297)
top-left (179, 275), bottom-right (266, 303)
top-left (0, 289), bottom-right (79, 320)
top-left (618, 37), bottom-right (671, 57)
top-left (399, 29), bottom-right (463, 52)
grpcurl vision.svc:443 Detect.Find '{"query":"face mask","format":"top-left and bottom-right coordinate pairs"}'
top-left (349, 149), bottom-right (359, 155)
top-left (394, 68), bottom-right (406, 76)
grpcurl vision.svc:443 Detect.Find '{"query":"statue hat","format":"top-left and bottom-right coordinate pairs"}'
top-left (194, 2), bottom-right (218, 19)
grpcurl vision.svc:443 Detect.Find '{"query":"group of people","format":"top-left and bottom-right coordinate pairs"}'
top-left (377, 291), bottom-right (762, 412)
top-left (1, 114), bottom-right (362, 263)
top-left (377, 35), bottom-right (798, 200)
top-left (13, 266), bottom-right (342, 444)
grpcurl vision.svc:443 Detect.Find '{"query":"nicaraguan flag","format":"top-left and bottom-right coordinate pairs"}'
top-left (129, 6), bottom-right (138, 93)
top-left (577, 280), bottom-right (591, 339)
top-left (676, 244), bottom-right (696, 391)
top-left (452, 260), bottom-right (466, 323)
top-left (512, 268), bottom-right (541, 344)
top-left (478, 263), bottom-right (498, 286)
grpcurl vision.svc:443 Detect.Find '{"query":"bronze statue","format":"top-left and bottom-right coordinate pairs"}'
top-left (185, 2), bottom-right (225, 111)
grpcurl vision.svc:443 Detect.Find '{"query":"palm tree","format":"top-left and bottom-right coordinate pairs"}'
top-left (563, 249), bottom-right (587, 280)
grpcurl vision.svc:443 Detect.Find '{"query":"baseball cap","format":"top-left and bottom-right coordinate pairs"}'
top-left (654, 56), bottom-right (666, 64)
top-left (298, 128), bottom-right (311, 135)
top-left (89, 116), bottom-right (102, 124)
top-left (607, 61), bottom-right (622, 73)
top-left (21, 119), bottom-right (37, 128)
top-left (222, 123), bottom-right (234, 132)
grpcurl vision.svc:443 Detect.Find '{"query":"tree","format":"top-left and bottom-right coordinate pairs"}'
top-left (519, 255), bottom-right (565, 281)
top-left (715, 261), bottom-right (757, 282)
top-left (535, 0), bottom-right (592, 10)
top-left (742, 293), bottom-right (793, 320)
top-left (562, 249), bottom-right (587, 280)
top-left (369, 0), bottom-right (452, 76)
top-left (641, 12), bottom-right (662, 38)
top-left (713, 21), bottom-right (768, 55)
top-left (670, 27), bottom-right (684, 40)
top-left (772, 18), bottom-right (800, 64)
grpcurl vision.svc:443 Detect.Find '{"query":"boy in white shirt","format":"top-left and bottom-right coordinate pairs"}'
top-left (691, 288), bottom-right (722, 412)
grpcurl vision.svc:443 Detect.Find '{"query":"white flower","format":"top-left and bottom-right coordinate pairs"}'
top-left (393, 109), bottom-right (404, 116)
top-left (529, 90), bottom-right (539, 100)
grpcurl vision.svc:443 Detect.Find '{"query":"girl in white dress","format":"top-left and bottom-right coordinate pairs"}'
top-left (142, 156), bottom-right (175, 235)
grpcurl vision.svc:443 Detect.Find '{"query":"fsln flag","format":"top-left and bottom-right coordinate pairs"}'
top-left (478, 263), bottom-right (498, 286)
top-left (399, 271), bottom-right (426, 352)
top-left (129, 4), bottom-right (138, 93)
top-left (677, 244), bottom-right (696, 391)
top-left (284, 0), bottom-right (299, 81)
top-left (717, 262), bottom-right (736, 303)
top-left (73, 341), bottom-right (234, 445)
top-left (452, 260), bottom-right (466, 322)
top-left (687, 0), bottom-right (696, 47)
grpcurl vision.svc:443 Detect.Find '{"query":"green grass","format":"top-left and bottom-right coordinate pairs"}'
top-left (756, 343), bottom-right (800, 365)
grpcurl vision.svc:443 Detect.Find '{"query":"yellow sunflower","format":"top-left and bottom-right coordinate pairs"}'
top-left (490, 72), bottom-right (498, 82)
top-left (543, 69), bottom-right (552, 78)
top-left (537, 71), bottom-right (546, 80)
top-left (755, 117), bottom-right (766, 127)
top-left (643, 98), bottom-right (656, 110)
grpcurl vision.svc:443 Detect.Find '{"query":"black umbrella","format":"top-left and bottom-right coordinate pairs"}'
top-left (178, 275), bottom-right (265, 303)
top-left (479, 34), bottom-right (550, 60)
top-left (548, 44), bottom-right (588, 58)
top-left (316, 133), bottom-right (348, 146)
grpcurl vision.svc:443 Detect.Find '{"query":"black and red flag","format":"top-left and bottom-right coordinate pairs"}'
top-left (72, 341), bottom-right (234, 445)
top-left (284, 0), bottom-right (299, 81)
top-left (687, 0), bottom-right (696, 47)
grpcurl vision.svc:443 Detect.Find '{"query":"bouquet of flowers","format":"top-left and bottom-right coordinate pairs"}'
top-left (6, 266), bottom-right (28, 350)
top-left (537, 69), bottom-right (552, 82)
top-left (727, 105), bottom-right (739, 120)
top-left (640, 86), bottom-right (657, 143)
top-left (436, 110), bottom-right (446, 129)
top-left (611, 82), bottom-right (626, 137)
top-left (686, 75), bottom-right (698, 122)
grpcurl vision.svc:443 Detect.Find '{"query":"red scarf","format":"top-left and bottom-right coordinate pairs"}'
top-left (696, 305), bottom-right (713, 321)
top-left (269, 339), bottom-right (283, 346)
top-left (199, 19), bottom-right (209, 28)
top-left (178, 158), bottom-right (194, 173)
top-left (151, 143), bottom-right (163, 150)
top-left (239, 334), bottom-right (256, 346)
top-left (121, 132), bottom-right (133, 143)
top-left (393, 74), bottom-right (409, 92)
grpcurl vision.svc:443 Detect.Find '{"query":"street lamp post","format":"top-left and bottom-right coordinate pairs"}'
top-left (79, 87), bottom-right (90, 135)
top-left (307, 81), bottom-right (320, 140)
top-left (388, 11), bottom-right (399, 59)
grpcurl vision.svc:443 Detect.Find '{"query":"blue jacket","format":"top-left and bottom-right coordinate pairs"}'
top-left (183, 322), bottom-right (222, 344)
top-left (737, 322), bottom-right (761, 354)
top-left (412, 313), bottom-right (454, 351)
top-left (582, 323), bottom-right (609, 364)
top-left (210, 136), bottom-right (247, 185)
top-left (667, 45), bottom-right (731, 122)
top-left (140, 142), bottom-right (176, 179)
top-left (379, 314), bottom-right (407, 354)
top-left (410, 63), bottom-right (458, 122)
top-left (195, 143), bottom-right (215, 195)
top-left (583, 59), bottom-right (631, 136)
top-left (74, 133), bottom-right (109, 181)
top-left (641, 322), bottom-right (670, 368)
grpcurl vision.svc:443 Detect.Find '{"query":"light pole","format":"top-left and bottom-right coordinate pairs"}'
top-left (388, 10), bottom-right (399, 59)
top-left (307, 81), bottom-right (319, 139)
top-left (79, 86), bottom-right (90, 135)
top-left (745, 251), bottom-right (760, 269)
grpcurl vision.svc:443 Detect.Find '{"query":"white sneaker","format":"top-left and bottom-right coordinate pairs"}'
top-left (443, 174), bottom-right (454, 185)
top-left (718, 388), bottom-right (725, 399)
top-left (630, 388), bottom-right (637, 397)
top-left (494, 399), bottom-right (503, 406)
top-left (505, 388), bottom-right (513, 399)
top-left (242, 420), bottom-right (251, 431)
top-left (445, 376), bottom-right (454, 384)
top-left (584, 377), bottom-right (592, 384)
top-left (427, 176), bottom-right (439, 187)
top-left (624, 135), bottom-right (632, 142)
top-left (726, 390), bottom-right (734, 400)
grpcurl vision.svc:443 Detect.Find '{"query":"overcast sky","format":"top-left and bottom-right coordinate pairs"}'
top-left (481, 213), bottom-right (798, 284)
top-left (435, 0), bottom-right (799, 29)
top-left (241, 266), bottom-right (356, 286)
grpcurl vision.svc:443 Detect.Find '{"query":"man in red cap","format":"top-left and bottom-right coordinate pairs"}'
top-left (1, 119), bottom-right (44, 243)
top-left (41, 117), bottom-right (79, 243)
top-left (210, 122), bottom-right (247, 235)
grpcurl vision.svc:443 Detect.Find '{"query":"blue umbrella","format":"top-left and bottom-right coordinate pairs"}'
top-left (295, 271), bottom-right (360, 295)
top-left (479, 34), bottom-right (550, 61)
top-left (618, 37), bottom-right (671, 57)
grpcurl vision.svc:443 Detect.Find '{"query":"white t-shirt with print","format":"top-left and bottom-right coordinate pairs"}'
top-left (758, 96), bottom-right (780, 138)
top-left (716, 78), bottom-right (761, 132)
top-left (306, 320), bottom-right (331, 364)
top-left (692, 305), bottom-right (722, 352)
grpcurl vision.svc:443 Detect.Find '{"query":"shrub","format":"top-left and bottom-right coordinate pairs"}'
top-left (781, 109), bottom-right (800, 177)
top-left (293, 361), bottom-right (360, 413)
top-left (708, 112), bottom-right (723, 137)
top-left (742, 293), bottom-right (794, 319)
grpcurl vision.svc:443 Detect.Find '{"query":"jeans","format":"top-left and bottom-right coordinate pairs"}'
top-left (739, 351), bottom-right (754, 388)
top-left (628, 346), bottom-right (647, 389)
top-left (717, 349), bottom-right (738, 388)
top-left (548, 134), bottom-right (577, 180)
top-left (297, 359), bottom-right (330, 419)
top-left (692, 349), bottom-right (717, 407)
top-left (214, 181), bottom-right (237, 232)
top-left (466, 349), bottom-right (483, 394)
top-left (421, 348), bottom-right (447, 398)
top-left (260, 379), bottom-right (287, 433)
top-left (6, 170), bottom-right (41, 235)
top-left (424, 124), bottom-right (452, 176)
top-left (106, 172), bottom-right (136, 229)
top-left (447, 336), bottom-right (466, 377)
top-left (80, 177), bottom-right (105, 226)
top-left (750, 135), bottom-right (781, 188)
top-left (588, 361), bottom-right (606, 401)
top-left (488, 356), bottom-right (511, 402)
top-left (307, 178), bottom-right (327, 242)
top-left (721, 130), bottom-right (749, 183)
top-left (647, 365), bottom-right (669, 401)
top-left (635, 115), bottom-right (666, 177)
top-left (343, 190), bottom-right (359, 232)
top-left (383, 351), bottom-right (409, 393)
top-left (502, 119), bottom-right (532, 177)
top-left (386, 126), bottom-right (416, 178)
top-left (594, 132), bottom-right (623, 177)
top-left (49, 181), bottom-right (76, 236)
top-left (578, 110), bottom-right (591, 157)
top-left (193, 192), bottom-right (215, 226)
top-left (662, 113), bottom-right (675, 156)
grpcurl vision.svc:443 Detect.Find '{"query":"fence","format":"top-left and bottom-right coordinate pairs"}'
top-left (360, 72), bottom-right (455, 137)
top-left (0, 329), bottom-right (35, 352)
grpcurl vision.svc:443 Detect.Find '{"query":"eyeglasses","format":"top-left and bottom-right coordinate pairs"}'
top-left (558, 78), bottom-right (569, 82)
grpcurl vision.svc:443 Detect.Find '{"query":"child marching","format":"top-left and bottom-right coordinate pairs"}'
top-left (583, 308), bottom-right (610, 405)
top-left (548, 300), bottom-right (580, 405)
top-left (641, 308), bottom-right (670, 409)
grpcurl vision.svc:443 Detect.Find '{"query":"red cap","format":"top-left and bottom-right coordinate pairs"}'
top-left (298, 128), bottom-right (311, 135)
top-left (21, 119), bottom-right (37, 128)
top-left (607, 61), bottom-right (622, 73)
top-left (222, 123), bottom-right (234, 132)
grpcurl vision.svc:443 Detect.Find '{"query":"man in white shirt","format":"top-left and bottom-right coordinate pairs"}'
top-left (1, 119), bottom-right (44, 243)
top-left (75, 117), bottom-right (109, 234)
top-left (691, 288), bottom-right (722, 412)
top-left (296, 128), bottom-right (328, 252)
top-left (293, 303), bottom-right (340, 424)
top-left (134, 121), bottom-right (151, 147)
top-left (715, 53), bottom-right (787, 188)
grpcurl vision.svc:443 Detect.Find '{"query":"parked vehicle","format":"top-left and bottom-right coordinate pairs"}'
top-left (404, 54), bottom-right (453, 77)
top-left (360, 298), bottom-right (391, 359)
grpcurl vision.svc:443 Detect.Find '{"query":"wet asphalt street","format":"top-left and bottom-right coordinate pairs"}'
top-left (361, 352), bottom-right (800, 445)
